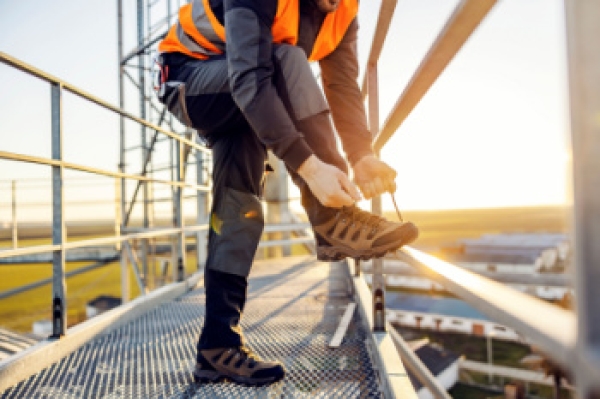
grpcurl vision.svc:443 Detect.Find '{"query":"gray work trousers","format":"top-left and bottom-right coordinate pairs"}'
top-left (160, 44), bottom-right (346, 350)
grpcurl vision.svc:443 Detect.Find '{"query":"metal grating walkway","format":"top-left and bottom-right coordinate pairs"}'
top-left (1, 256), bottom-right (385, 398)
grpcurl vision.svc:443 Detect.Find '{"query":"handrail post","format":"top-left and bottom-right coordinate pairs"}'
top-left (174, 139), bottom-right (186, 282)
top-left (117, 0), bottom-right (130, 303)
top-left (11, 180), bottom-right (17, 249)
top-left (196, 150), bottom-right (208, 269)
top-left (51, 83), bottom-right (66, 338)
top-left (137, 0), bottom-right (150, 284)
top-left (564, 1), bottom-right (600, 396)
top-left (367, 62), bottom-right (386, 332)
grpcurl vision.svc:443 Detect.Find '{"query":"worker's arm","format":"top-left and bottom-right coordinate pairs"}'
top-left (224, 0), bottom-right (359, 206)
top-left (319, 19), bottom-right (373, 166)
top-left (319, 18), bottom-right (396, 199)
top-left (224, 0), bottom-right (312, 171)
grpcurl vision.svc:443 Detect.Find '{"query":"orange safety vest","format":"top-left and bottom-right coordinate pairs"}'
top-left (158, 0), bottom-right (358, 62)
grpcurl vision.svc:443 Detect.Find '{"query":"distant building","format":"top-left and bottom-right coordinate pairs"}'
top-left (452, 233), bottom-right (570, 273)
top-left (86, 295), bottom-right (122, 319)
top-left (388, 309), bottom-right (522, 341)
top-left (406, 340), bottom-right (461, 399)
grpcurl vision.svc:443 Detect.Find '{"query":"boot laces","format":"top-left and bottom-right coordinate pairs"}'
top-left (238, 346), bottom-right (258, 368)
top-left (338, 206), bottom-right (384, 229)
top-left (337, 193), bottom-right (404, 228)
top-left (390, 193), bottom-right (404, 222)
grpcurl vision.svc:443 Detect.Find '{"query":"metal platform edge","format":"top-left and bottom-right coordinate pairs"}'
top-left (0, 272), bottom-right (203, 392)
top-left (345, 258), bottom-right (418, 399)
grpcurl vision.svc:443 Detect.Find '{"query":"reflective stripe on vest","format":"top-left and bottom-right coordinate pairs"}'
top-left (159, 0), bottom-right (357, 62)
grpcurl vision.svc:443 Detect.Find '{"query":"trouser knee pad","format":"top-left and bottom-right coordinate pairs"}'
top-left (207, 187), bottom-right (264, 277)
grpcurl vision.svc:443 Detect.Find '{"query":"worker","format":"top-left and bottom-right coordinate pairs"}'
top-left (156, 0), bottom-right (418, 386)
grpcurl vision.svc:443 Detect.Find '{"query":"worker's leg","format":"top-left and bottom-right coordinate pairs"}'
top-left (165, 56), bottom-right (284, 385)
top-left (159, 54), bottom-right (267, 351)
top-left (198, 120), bottom-right (267, 350)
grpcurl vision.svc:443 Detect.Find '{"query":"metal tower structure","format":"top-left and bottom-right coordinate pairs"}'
top-left (116, 0), bottom-right (210, 300)
top-left (116, 0), bottom-right (312, 269)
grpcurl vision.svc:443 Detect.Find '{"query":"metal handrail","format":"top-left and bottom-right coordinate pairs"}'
top-left (0, 51), bottom-right (212, 338)
top-left (360, 0), bottom-right (398, 99)
top-left (362, 0), bottom-right (498, 326)
top-left (363, 0), bottom-right (600, 396)
top-left (0, 225), bottom-right (209, 260)
top-left (0, 52), bottom-right (209, 154)
top-left (356, 0), bottom-right (600, 397)
top-left (373, 0), bottom-right (497, 152)
top-left (397, 248), bottom-right (576, 365)
top-left (0, 150), bottom-right (210, 191)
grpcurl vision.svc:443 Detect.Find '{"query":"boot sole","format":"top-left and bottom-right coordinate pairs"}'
top-left (194, 369), bottom-right (285, 386)
top-left (316, 222), bottom-right (419, 261)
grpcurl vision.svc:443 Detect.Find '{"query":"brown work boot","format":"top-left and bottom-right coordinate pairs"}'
top-left (195, 346), bottom-right (285, 386)
top-left (313, 205), bottom-right (418, 261)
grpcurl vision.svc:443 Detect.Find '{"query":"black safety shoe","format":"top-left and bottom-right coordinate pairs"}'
top-left (194, 346), bottom-right (285, 386)
top-left (313, 205), bottom-right (418, 261)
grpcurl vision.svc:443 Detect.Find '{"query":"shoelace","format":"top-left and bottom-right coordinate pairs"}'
top-left (238, 346), bottom-right (258, 367)
top-left (390, 193), bottom-right (404, 222)
top-left (339, 206), bottom-right (384, 228)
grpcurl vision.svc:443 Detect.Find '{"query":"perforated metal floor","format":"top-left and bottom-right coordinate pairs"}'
top-left (2, 256), bottom-right (384, 398)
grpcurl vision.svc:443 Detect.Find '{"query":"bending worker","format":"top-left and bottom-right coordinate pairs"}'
top-left (157, 0), bottom-right (418, 386)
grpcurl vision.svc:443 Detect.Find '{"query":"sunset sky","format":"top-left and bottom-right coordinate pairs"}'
top-left (0, 0), bottom-right (570, 223)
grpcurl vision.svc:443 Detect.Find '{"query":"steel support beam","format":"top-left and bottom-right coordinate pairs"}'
top-left (399, 247), bottom-right (577, 369)
top-left (196, 151), bottom-right (208, 269)
top-left (123, 108), bottom-right (168, 227)
top-left (367, 62), bottom-right (386, 332)
top-left (173, 140), bottom-right (186, 282)
top-left (11, 180), bottom-right (17, 249)
top-left (564, 1), bottom-right (600, 396)
top-left (348, 259), bottom-right (417, 398)
top-left (0, 53), bottom-right (208, 154)
top-left (51, 83), bottom-right (66, 338)
top-left (360, 0), bottom-right (398, 99)
top-left (373, 0), bottom-right (497, 151)
top-left (117, 0), bottom-right (130, 304)
top-left (0, 151), bottom-right (210, 191)
top-left (388, 326), bottom-right (452, 399)
top-left (137, 0), bottom-right (150, 283)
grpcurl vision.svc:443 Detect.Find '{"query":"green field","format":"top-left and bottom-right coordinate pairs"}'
top-left (385, 205), bottom-right (568, 251)
top-left (0, 258), bottom-right (204, 333)
top-left (0, 234), bottom-right (202, 333)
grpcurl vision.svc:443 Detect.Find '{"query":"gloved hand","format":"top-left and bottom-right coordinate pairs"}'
top-left (352, 155), bottom-right (397, 199)
top-left (297, 155), bottom-right (361, 208)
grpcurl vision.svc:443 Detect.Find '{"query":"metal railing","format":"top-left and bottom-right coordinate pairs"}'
top-left (360, 0), bottom-right (600, 397)
top-left (2, 0), bottom-right (598, 397)
top-left (0, 50), bottom-right (316, 392)
top-left (0, 51), bottom-right (211, 339)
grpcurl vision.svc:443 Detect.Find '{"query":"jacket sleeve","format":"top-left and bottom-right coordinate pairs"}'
top-left (319, 18), bottom-right (374, 166)
top-left (223, 0), bottom-right (313, 171)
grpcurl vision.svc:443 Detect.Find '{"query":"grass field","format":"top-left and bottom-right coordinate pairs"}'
top-left (0, 205), bottom-right (568, 334)
top-left (0, 233), bottom-right (201, 333)
top-left (385, 205), bottom-right (568, 251)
